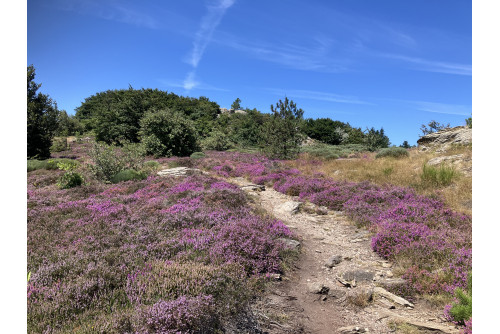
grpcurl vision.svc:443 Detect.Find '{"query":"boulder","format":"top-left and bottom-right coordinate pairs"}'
top-left (278, 201), bottom-right (302, 215)
top-left (417, 126), bottom-right (471, 150)
top-left (342, 269), bottom-right (375, 282)
top-left (279, 238), bottom-right (301, 250)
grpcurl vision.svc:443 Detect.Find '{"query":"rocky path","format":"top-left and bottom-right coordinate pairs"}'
top-left (228, 177), bottom-right (460, 334)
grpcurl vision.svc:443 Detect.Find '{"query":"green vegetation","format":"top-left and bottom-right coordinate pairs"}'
top-left (27, 158), bottom-right (79, 172)
top-left (27, 65), bottom-right (60, 159)
top-left (301, 143), bottom-right (368, 160)
top-left (420, 120), bottom-right (450, 136)
top-left (139, 109), bottom-right (199, 158)
top-left (50, 137), bottom-right (68, 153)
top-left (261, 97), bottom-right (305, 159)
top-left (190, 152), bottom-right (206, 159)
top-left (231, 97), bottom-right (241, 110)
top-left (375, 147), bottom-right (409, 159)
top-left (75, 88), bottom-right (219, 144)
top-left (364, 127), bottom-right (390, 151)
top-left (110, 169), bottom-right (147, 183)
top-left (448, 273), bottom-right (472, 325)
top-left (421, 164), bottom-right (459, 187)
top-left (400, 140), bottom-right (411, 149)
top-left (55, 160), bottom-right (84, 189)
top-left (465, 117), bottom-right (472, 128)
top-left (200, 130), bottom-right (232, 151)
top-left (88, 142), bottom-right (145, 182)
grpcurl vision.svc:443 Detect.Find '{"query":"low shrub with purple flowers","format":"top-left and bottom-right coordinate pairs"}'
top-left (28, 163), bottom-right (295, 332)
top-left (194, 150), bottom-right (472, 329)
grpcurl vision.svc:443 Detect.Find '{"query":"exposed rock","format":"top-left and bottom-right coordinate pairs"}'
top-left (417, 126), bottom-right (471, 151)
top-left (427, 154), bottom-right (464, 166)
top-left (325, 255), bottom-right (343, 268)
top-left (342, 269), bottom-right (375, 282)
top-left (376, 278), bottom-right (408, 290)
top-left (337, 325), bottom-right (369, 333)
top-left (240, 184), bottom-right (266, 192)
top-left (279, 238), bottom-right (301, 250)
top-left (307, 283), bottom-right (330, 294)
top-left (381, 310), bottom-right (459, 333)
top-left (277, 201), bottom-right (303, 215)
top-left (157, 167), bottom-right (207, 177)
top-left (373, 287), bottom-right (414, 308)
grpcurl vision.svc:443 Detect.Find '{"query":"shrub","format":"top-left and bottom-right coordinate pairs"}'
top-left (190, 152), bottom-right (206, 159)
top-left (465, 117), bottom-right (472, 128)
top-left (139, 109), bottom-right (199, 158)
top-left (421, 164), bottom-right (459, 187)
top-left (88, 142), bottom-right (126, 182)
top-left (375, 147), bottom-right (409, 159)
top-left (111, 169), bottom-right (147, 184)
top-left (50, 138), bottom-right (68, 153)
top-left (446, 273), bottom-right (472, 326)
top-left (27, 158), bottom-right (79, 172)
top-left (200, 130), bottom-right (232, 151)
top-left (57, 171), bottom-right (84, 189)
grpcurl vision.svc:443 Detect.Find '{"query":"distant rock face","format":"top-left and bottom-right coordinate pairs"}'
top-left (417, 126), bottom-right (471, 151)
top-left (219, 108), bottom-right (247, 115)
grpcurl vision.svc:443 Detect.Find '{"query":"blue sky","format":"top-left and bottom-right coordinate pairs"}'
top-left (27, 0), bottom-right (471, 146)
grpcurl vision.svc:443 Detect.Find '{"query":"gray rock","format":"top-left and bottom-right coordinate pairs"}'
top-left (374, 287), bottom-right (414, 308)
top-left (307, 283), bottom-right (329, 294)
top-left (337, 325), bottom-right (369, 333)
top-left (240, 184), bottom-right (265, 191)
top-left (417, 126), bottom-right (472, 148)
top-left (427, 154), bottom-right (464, 166)
top-left (279, 238), bottom-right (301, 250)
top-left (278, 201), bottom-right (302, 215)
top-left (157, 167), bottom-right (207, 178)
top-left (342, 269), bottom-right (375, 282)
top-left (325, 255), bottom-right (343, 268)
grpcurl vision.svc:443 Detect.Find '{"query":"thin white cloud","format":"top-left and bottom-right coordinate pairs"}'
top-left (413, 101), bottom-right (472, 116)
top-left (186, 0), bottom-right (235, 68)
top-left (382, 54), bottom-right (472, 76)
top-left (266, 88), bottom-right (372, 105)
top-left (158, 78), bottom-right (228, 92)
top-left (217, 37), bottom-right (349, 73)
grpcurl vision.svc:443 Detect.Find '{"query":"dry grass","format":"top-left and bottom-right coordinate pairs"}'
top-left (387, 321), bottom-right (421, 334)
top-left (287, 145), bottom-right (472, 215)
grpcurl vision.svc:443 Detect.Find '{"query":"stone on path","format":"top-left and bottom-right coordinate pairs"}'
top-left (337, 325), bottom-right (369, 333)
top-left (325, 255), bottom-right (343, 268)
top-left (373, 287), bottom-right (414, 308)
top-left (277, 201), bottom-right (303, 215)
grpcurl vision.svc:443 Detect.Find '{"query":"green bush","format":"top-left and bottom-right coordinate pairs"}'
top-left (200, 130), bottom-right (232, 151)
top-left (465, 117), bottom-right (472, 128)
top-left (421, 164), bottom-right (459, 187)
top-left (110, 169), bottom-right (147, 184)
top-left (57, 171), bottom-right (84, 189)
top-left (301, 143), bottom-right (368, 160)
top-left (27, 158), bottom-right (79, 172)
top-left (190, 152), bottom-right (206, 159)
top-left (448, 273), bottom-right (472, 325)
top-left (88, 142), bottom-right (127, 182)
top-left (139, 109), bottom-right (199, 158)
top-left (50, 138), bottom-right (68, 153)
top-left (375, 147), bottom-right (409, 159)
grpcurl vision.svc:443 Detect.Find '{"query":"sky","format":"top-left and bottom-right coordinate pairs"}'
top-left (27, 0), bottom-right (471, 146)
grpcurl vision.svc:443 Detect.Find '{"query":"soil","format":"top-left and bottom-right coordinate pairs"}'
top-left (227, 177), bottom-right (460, 334)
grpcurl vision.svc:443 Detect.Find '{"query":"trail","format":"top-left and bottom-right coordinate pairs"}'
top-left (228, 177), bottom-right (459, 334)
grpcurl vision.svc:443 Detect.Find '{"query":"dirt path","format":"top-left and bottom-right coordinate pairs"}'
top-left (228, 177), bottom-right (460, 334)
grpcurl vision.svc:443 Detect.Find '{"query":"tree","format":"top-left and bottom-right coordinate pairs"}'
top-left (27, 65), bottom-right (60, 159)
top-left (399, 140), bottom-right (411, 149)
top-left (303, 118), bottom-right (352, 145)
top-left (420, 120), bottom-right (450, 136)
top-left (364, 127), bottom-right (390, 151)
top-left (465, 117), bottom-right (472, 128)
top-left (261, 97), bottom-right (305, 159)
top-left (139, 109), bottom-right (199, 157)
top-left (231, 98), bottom-right (241, 110)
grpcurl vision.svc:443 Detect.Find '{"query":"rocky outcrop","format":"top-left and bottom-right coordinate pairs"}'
top-left (417, 126), bottom-right (471, 151)
top-left (157, 167), bottom-right (208, 177)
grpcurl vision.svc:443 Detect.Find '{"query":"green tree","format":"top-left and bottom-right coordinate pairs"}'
top-left (261, 97), bottom-right (305, 159)
top-left (139, 109), bottom-right (199, 157)
top-left (465, 117), bottom-right (472, 128)
top-left (231, 98), bottom-right (241, 110)
top-left (399, 140), bottom-right (411, 149)
top-left (364, 127), bottom-right (390, 151)
top-left (303, 118), bottom-right (352, 145)
top-left (27, 65), bottom-right (60, 159)
top-left (55, 110), bottom-right (84, 136)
